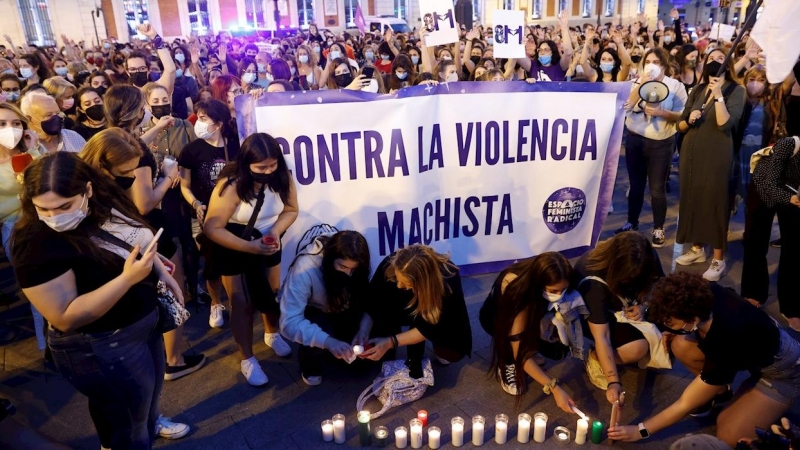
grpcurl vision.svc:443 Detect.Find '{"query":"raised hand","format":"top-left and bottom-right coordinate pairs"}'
top-left (637, 12), bottom-right (647, 25)
top-left (669, 7), bottom-right (679, 20)
top-left (557, 10), bottom-right (569, 29)
top-left (136, 23), bottom-right (157, 40)
top-left (190, 44), bottom-right (200, 64)
top-left (466, 27), bottom-right (480, 41)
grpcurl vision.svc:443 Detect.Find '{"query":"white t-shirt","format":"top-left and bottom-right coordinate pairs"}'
top-left (229, 188), bottom-right (284, 234)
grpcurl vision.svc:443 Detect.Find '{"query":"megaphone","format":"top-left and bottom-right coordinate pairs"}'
top-left (638, 80), bottom-right (669, 122)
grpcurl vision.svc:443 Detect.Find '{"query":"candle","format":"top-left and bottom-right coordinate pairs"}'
top-left (428, 426), bottom-right (441, 449)
top-left (358, 410), bottom-right (371, 447)
top-left (321, 419), bottom-right (334, 442)
top-left (554, 426), bottom-right (571, 446)
top-left (417, 410), bottom-right (428, 427)
top-left (353, 345), bottom-right (364, 356)
top-left (472, 415), bottom-right (485, 446)
top-left (396, 426), bottom-right (409, 448)
top-left (375, 426), bottom-right (389, 448)
top-left (410, 418), bottom-right (423, 449)
top-left (451, 417), bottom-right (465, 447)
top-left (533, 412), bottom-right (548, 443)
top-left (591, 420), bottom-right (604, 444)
top-left (333, 414), bottom-right (346, 444)
top-left (575, 418), bottom-right (588, 445)
top-left (517, 413), bottom-right (531, 443)
top-left (495, 414), bottom-right (508, 444)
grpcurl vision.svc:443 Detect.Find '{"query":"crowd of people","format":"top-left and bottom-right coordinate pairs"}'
top-left (0, 8), bottom-right (798, 450)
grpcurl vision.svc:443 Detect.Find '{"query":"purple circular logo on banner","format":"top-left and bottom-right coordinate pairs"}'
top-left (543, 188), bottom-right (587, 234)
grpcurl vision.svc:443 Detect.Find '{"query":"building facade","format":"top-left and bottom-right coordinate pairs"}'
top-left (0, 0), bottom-right (748, 47)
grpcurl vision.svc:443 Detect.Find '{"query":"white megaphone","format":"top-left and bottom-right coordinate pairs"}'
top-left (638, 80), bottom-right (669, 123)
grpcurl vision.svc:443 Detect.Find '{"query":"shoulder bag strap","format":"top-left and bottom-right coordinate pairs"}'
top-left (95, 229), bottom-right (135, 252)
top-left (240, 183), bottom-right (267, 239)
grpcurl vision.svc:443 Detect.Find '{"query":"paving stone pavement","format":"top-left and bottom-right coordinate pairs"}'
top-left (1, 150), bottom-right (799, 450)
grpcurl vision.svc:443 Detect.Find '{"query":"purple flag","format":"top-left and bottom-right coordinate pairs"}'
top-left (355, 2), bottom-right (366, 35)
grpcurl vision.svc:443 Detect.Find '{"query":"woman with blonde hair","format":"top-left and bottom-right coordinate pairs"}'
top-left (295, 44), bottom-right (322, 90)
top-left (42, 76), bottom-right (77, 128)
top-left (362, 245), bottom-right (472, 378)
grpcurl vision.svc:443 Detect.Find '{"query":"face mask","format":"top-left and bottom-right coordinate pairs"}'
top-left (334, 73), bottom-right (353, 87)
top-left (130, 72), bottom-right (148, 87)
top-left (330, 51), bottom-right (341, 60)
top-left (468, 56), bottom-right (479, 65)
top-left (175, 68), bottom-right (184, 78)
top-left (55, 67), bottom-right (68, 76)
top-left (251, 171), bottom-right (273, 183)
top-left (538, 55), bottom-right (552, 66)
top-left (137, 108), bottom-right (151, 129)
top-left (103, 42), bottom-right (111, 50)
top-left (290, 67), bottom-right (296, 76)
top-left (543, 290), bottom-right (564, 303)
top-left (257, 63), bottom-right (266, 73)
top-left (114, 57), bottom-right (124, 65)
top-left (411, 55), bottom-right (420, 65)
top-left (40, 115), bottom-right (64, 136)
top-left (151, 104), bottom-right (171, 119)
top-left (644, 63), bottom-right (662, 79)
top-left (446, 72), bottom-right (458, 82)
top-left (299, 55), bottom-right (309, 64)
top-left (242, 72), bottom-right (256, 84)
top-left (313, 47), bottom-right (321, 53)
top-left (2, 69), bottom-right (14, 76)
top-left (664, 319), bottom-right (698, 335)
top-left (84, 104), bottom-right (105, 121)
top-left (39, 194), bottom-right (87, 232)
top-left (175, 53), bottom-right (185, 63)
top-left (61, 98), bottom-right (75, 110)
top-left (264, 73), bottom-right (274, 82)
top-left (704, 60), bottom-right (724, 79)
top-left (441, 55), bottom-right (452, 61)
top-left (380, 54), bottom-right (390, 61)
top-left (114, 175), bottom-right (135, 190)
top-left (686, 59), bottom-right (697, 69)
top-left (149, 72), bottom-right (162, 82)
top-left (361, 78), bottom-right (379, 93)
top-left (396, 71), bottom-right (408, 80)
top-left (6, 91), bottom-right (19, 102)
top-left (600, 62), bottom-right (615, 73)
top-left (365, 51), bottom-right (374, 60)
top-left (631, 55), bottom-right (642, 64)
top-left (94, 86), bottom-right (107, 97)
top-left (487, 37), bottom-right (494, 45)
top-left (663, 35), bottom-right (673, 44)
top-left (20, 68), bottom-right (34, 79)
top-left (94, 58), bottom-right (105, 66)
top-left (86, 57), bottom-right (95, 65)
top-left (0, 126), bottom-right (23, 149)
top-left (194, 120), bottom-right (217, 140)
top-left (747, 81), bottom-right (766, 97)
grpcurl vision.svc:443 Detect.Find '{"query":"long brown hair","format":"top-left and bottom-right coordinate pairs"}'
top-left (585, 232), bottom-right (658, 300)
top-left (385, 245), bottom-right (457, 324)
top-left (103, 84), bottom-right (146, 131)
top-left (79, 128), bottom-right (143, 176)
top-left (0, 103), bottom-right (30, 154)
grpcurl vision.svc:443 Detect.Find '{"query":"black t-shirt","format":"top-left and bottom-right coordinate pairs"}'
top-left (698, 284), bottom-right (781, 386)
top-left (574, 249), bottom-right (665, 325)
top-left (171, 85), bottom-right (190, 120)
top-left (13, 222), bottom-right (159, 334)
top-left (72, 122), bottom-right (106, 141)
top-left (178, 137), bottom-right (240, 205)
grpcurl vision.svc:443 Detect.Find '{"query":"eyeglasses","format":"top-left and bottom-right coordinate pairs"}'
top-left (128, 67), bottom-right (148, 73)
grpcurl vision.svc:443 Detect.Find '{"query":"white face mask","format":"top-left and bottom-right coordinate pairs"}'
top-left (445, 72), bottom-right (458, 82)
top-left (644, 63), bottom-right (662, 79)
top-left (361, 78), bottom-right (379, 93)
top-left (194, 120), bottom-right (217, 140)
top-left (0, 127), bottom-right (23, 149)
top-left (265, 73), bottom-right (274, 82)
top-left (543, 290), bottom-right (565, 303)
top-left (20, 67), bottom-right (34, 79)
top-left (242, 72), bottom-right (256, 84)
top-left (39, 194), bottom-right (88, 232)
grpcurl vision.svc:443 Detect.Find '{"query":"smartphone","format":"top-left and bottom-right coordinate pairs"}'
top-left (362, 66), bottom-right (375, 79)
top-left (146, 228), bottom-right (164, 254)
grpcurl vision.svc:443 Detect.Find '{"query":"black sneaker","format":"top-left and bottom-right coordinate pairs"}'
top-left (652, 228), bottom-right (666, 248)
top-left (164, 354), bottom-right (206, 381)
top-left (689, 385), bottom-right (732, 418)
top-left (300, 358), bottom-right (322, 386)
top-left (770, 239), bottom-right (781, 248)
top-left (615, 222), bottom-right (638, 235)
top-left (498, 364), bottom-right (519, 396)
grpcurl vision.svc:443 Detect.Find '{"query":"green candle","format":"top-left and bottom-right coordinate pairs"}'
top-left (591, 420), bottom-right (603, 444)
top-left (358, 411), bottom-right (372, 447)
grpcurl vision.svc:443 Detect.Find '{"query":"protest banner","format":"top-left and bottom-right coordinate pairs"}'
top-left (235, 81), bottom-right (629, 274)
top-left (419, 0), bottom-right (460, 46)
top-left (492, 10), bottom-right (526, 59)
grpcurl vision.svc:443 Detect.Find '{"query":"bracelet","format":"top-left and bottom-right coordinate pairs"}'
top-left (390, 335), bottom-right (399, 350)
top-left (192, 200), bottom-right (202, 209)
top-left (543, 377), bottom-right (559, 395)
top-left (607, 381), bottom-right (623, 388)
top-left (152, 35), bottom-right (166, 50)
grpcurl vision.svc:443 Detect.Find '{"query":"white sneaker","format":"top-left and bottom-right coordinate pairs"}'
top-left (498, 365), bottom-right (519, 396)
top-left (702, 259), bottom-right (726, 282)
top-left (264, 332), bottom-right (292, 357)
top-left (209, 303), bottom-right (225, 328)
top-left (675, 246), bottom-right (707, 266)
top-left (155, 415), bottom-right (190, 440)
top-left (241, 357), bottom-right (269, 386)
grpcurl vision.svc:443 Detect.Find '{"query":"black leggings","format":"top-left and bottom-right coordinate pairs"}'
top-left (625, 132), bottom-right (674, 229)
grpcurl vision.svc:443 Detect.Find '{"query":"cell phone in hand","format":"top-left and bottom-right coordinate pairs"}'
top-left (362, 67), bottom-right (375, 79)
top-left (146, 228), bottom-right (164, 254)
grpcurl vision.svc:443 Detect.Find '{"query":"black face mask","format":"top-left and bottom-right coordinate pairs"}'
top-left (661, 321), bottom-right (697, 335)
top-left (704, 60), bottom-right (724, 80)
top-left (631, 55), bottom-right (642, 64)
top-left (113, 57), bottom-right (124, 65)
top-left (84, 104), bottom-right (105, 121)
top-left (251, 171), bottom-right (273, 184)
top-left (114, 175), bottom-right (136, 190)
top-left (470, 55), bottom-right (481, 64)
top-left (151, 104), bottom-right (171, 119)
top-left (95, 86), bottom-right (107, 97)
top-left (40, 115), bottom-right (64, 136)
top-left (130, 71), bottom-right (148, 87)
top-left (333, 73), bottom-right (353, 88)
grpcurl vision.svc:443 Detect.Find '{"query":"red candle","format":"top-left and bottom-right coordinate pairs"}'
top-left (417, 410), bottom-right (428, 427)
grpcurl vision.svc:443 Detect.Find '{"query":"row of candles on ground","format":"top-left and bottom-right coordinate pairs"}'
top-left (321, 409), bottom-right (605, 447)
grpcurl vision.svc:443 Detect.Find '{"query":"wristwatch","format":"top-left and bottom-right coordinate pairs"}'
top-left (638, 422), bottom-right (650, 439)
top-left (716, 97), bottom-right (725, 103)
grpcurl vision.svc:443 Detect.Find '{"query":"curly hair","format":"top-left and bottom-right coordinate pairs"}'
top-left (649, 272), bottom-right (714, 325)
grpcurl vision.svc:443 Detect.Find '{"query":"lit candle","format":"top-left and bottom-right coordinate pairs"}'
top-left (591, 420), bottom-right (604, 444)
top-left (554, 426), bottom-right (571, 446)
top-left (575, 418), bottom-right (588, 445)
top-left (332, 414), bottom-right (346, 444)
top-left (517, 413), bottom-right (531, 444)
top-left (428, 426), bottom-right (441, 449)
top-left (533, 412), bottom-right (548, 443)
top-left (353, 345), bottom-right (364, 356)
top-left (472, 415), bottom-right (485, 446)
top-left (417, 410), bottom-right (428, 427)
top-left (495, 414), bottom-right (508, 444)
top-left (451, 417), bottom-right (465, 447)
top-left (357, 410), bottom-right (371, 447)
top-left (374, 426), bottom-right (389, 448)
top-left (321, 419), bottom-right (334, 442)
top-left (410, 418), bottom-right (423, 449)
top-left (395, 426), bottom-right (408, 449)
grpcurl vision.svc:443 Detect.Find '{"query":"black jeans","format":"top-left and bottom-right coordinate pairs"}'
top-left (741, 182), bottom-right (800, 317)
top-left (625, 132), bottom-right (674, 229)
top-left (298, 306), bottom-right (365, 376)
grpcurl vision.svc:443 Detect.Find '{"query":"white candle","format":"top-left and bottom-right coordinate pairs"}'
top-left (495, 414), bottom-right (508, 444)
top-left (333, 414), bottom-right (346, 444)
top-left (395, 427), bottom-right (408, 449)
top-left (517, 414), bottom-right (531, 444)
top-left (533, 413), bottom-right (548, 443)
top-left (451, 417), bottom-right (465, 447)
top-left (321, 420), bottom-right (334, 442)
top-left (428, 427), bottom-right (441, 449)
top-left (575, 419), bottom-right (589, 445)
top-left (353, 345), bottom-right (364, 355)
top-left (410, 419), bottom-right (423, 449)
top-left (472, 416), bottom-right (485, 446)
